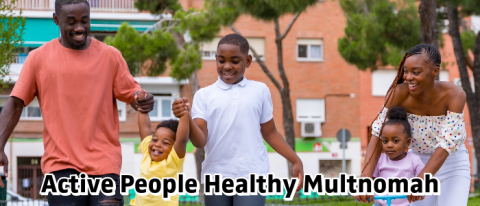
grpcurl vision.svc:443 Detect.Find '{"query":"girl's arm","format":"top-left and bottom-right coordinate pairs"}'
top-left (174, 110), bottom-right (190, 159)
top-left (260, 118), bottom-right (303, 192)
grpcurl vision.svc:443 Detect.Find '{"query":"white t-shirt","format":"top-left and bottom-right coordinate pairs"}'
top-left (192, 77), bottom-right (273, 183)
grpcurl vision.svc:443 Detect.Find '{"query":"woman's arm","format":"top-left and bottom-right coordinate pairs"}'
top-left (361, 135), bottom-right (383, 178)
top-left (261, 119), bottom-right (303, 192)
top-left (174, 111), bottom-right (190, 158)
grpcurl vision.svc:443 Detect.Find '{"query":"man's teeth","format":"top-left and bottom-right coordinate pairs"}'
top-left (74, 34), bottom-right (84, 38)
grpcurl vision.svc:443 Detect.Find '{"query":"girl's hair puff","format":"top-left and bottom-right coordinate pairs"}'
top-left (384, 106), bottom-right (412, 139)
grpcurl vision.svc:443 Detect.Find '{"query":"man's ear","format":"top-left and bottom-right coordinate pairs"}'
top-left (246, 54), bottom-right (253, 68)
top-left (53, 13), bottom-right (60, 25)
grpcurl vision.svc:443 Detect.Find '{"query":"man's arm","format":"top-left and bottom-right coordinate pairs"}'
top-left (260, 119), bottom-right (304, 192)
top-left (0, 97), bottom-right (24, 177)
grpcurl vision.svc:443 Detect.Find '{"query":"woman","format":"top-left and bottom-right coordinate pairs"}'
top-left (357, 44), bottom-right (470, 206)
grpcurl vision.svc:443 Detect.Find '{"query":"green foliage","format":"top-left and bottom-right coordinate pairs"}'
top-left (104, 23), bottom-right (179, 76)
top-left (460, 30), bottom-right (476, 55)
top-left (338, 0), bottom-right (420, 70)
top-left (438, 0), bottom-right (480, 15)
top-left (134, 0), bottom-right (181, 14)
top-left (0, 0), bottom-right (25, 89)
top-left (209, 0), bottom-right (317, 21)
top-left (170, 43), bottom-right (202, 80)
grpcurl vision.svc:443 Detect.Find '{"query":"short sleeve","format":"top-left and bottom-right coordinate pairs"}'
top-left (260, 85), bottom-right (273, 124)
top-left (372, 154), bottom-right (384, 178)
top-left (167, 147), bottom-right (185, 170)
top-left (112, 49), bottom-right (141, 104)
top-left (436, 111), bottom-right (467, 154)
top-left (412, 156), bottom-right (425, 177)
top-left (138, 135), bottom-right (152, 155)
top-left (10, 52), bottom-right (37, 106)
top-left (192, 89), bottom-right (207, 121)
top-left (371, 108), bottom-right (388, 138)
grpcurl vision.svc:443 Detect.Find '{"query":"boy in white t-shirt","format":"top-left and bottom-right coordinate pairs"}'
top-left (172, 34), bottom-right (304, 206)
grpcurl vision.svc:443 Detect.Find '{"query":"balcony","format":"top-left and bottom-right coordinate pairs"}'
top-left (5, 0), bottom-right (138, 12)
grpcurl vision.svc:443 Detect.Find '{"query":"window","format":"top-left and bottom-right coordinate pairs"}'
top-left (296, 99), bottom-right (325, 122)
top-left (149, 95), bottom-right (175, 121)
top-left (117, 100), bottom-right (127, 122)
top-left (201, 37), bottom-right (265, 61)
top-left (372, 70), bottom-right (450, 96)
top-left (297, 39), bottom-right (323, 61)
top-left (20, 98), bottom-right (42, 120)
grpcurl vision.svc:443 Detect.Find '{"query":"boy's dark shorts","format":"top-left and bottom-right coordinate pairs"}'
top-left (47, 169), bottom-right (123, 206)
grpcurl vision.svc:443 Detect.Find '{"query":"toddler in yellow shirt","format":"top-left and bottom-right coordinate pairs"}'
top-left (131, 90), bottom-right (190, 206)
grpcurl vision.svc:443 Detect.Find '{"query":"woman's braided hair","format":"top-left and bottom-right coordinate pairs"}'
top-left (362, 44), bottom-right (441, 173)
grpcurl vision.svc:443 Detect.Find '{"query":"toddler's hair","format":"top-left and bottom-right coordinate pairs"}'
top-left (384, 107), bottom-right (412, 139)
top-left (156, 119), bottom-right (179, 134)
top-left (55, 0), bottom-right (89, 14)
top-left (217, 34), bottom-right (249, 55)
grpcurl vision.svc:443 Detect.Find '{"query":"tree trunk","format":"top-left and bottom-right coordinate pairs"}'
top-left (274, 19), bottom-right (296, 178)
top-left (190, 71), bottom-right (205, 201)
top-left (419, 0), bottom-right (439, 48)
top-left (419, 0), bottom-right (439, 80)
top-left (447, 4), bottom-right (480, 179)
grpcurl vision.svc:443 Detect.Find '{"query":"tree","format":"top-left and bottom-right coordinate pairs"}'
top-left (214, 0), bottom-right (318, 178)
top-left (338, 0), bottom-right (421, 70)
top-left (0, 0), bottom-right (25, 89)
top-left (443, 0), bottom-right (480, 179)
top-left (419, 0), bottom-right (439, 48)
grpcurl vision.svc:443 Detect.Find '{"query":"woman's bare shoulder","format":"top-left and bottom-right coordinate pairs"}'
top-left (438, 81), bottom-right (466, 112)
top-left (387, 83), bottom-right (410, 106)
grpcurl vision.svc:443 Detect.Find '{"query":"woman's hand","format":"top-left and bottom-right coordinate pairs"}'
top-left (354, 195), bottom-right (374, 203)
top-left (407, 194), bottom-right (425, 203)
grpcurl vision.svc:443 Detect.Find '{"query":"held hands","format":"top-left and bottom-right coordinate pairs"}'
top-left (134, 90), bottom-right (154, 113)
top-left (354, 194), bottom-right (374, 203)
top-left (407, 194), bottom-right (425, 203)
top-left (172, 97), bottom-right (190, 118)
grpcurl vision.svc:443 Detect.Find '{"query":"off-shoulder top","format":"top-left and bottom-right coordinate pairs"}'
top-left (372, 108), bottom-right (467, 154)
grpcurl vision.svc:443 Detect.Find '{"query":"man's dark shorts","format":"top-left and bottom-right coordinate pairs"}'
top-left (47, 169), bottom-right (123, 206)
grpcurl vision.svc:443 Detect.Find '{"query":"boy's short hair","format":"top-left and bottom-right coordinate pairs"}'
top-left (55, 0), bottom-right (89, 15)
top-left (217, 34), bottom-right (249, 55)
top-left (156, 119), bottom-right (179, 135)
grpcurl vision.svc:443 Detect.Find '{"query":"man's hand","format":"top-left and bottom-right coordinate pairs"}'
top-left (134, 90), bottom-right (154, 113)
top-left (0, 151), bottom-right (8, 188)
top-left (293, 161), bottom-right (304, 192)
top-left (172, 97), bottom-right (190, 118)
top-left (407, 194), bottom-right (425, 203)
top-left (354, 195), bottom-right (374, 203)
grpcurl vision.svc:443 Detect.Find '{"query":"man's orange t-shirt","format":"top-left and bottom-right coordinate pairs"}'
top-left (11, 38), bottom-right (140, 175)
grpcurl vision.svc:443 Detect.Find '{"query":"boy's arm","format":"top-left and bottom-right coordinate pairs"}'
top-left (136, 90), bottom-right (151, 141)
top-left (174, 112), bottom-right (190, 159)
top-left (260, 118), bottom-right (303, 192)
top-left (172, 98), bottom-right (208, 148)
top-left (138, 111), bottom-right (151, 141)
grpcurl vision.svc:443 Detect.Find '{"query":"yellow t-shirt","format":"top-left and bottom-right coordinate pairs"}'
top-left (132, 135), bottom-right (185, 206)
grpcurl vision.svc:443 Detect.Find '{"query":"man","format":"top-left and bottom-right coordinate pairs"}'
top-left (0, 0), bottom-right (154, 205)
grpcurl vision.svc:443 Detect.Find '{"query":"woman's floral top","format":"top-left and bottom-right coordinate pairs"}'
top-left (372, 108), bottom-right (466, 154)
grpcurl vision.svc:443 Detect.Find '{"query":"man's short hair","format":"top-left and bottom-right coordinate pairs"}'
top-left (217, 34), bottom-right (249, 55)
top-left (55, 0), bottom-right (89, 15)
